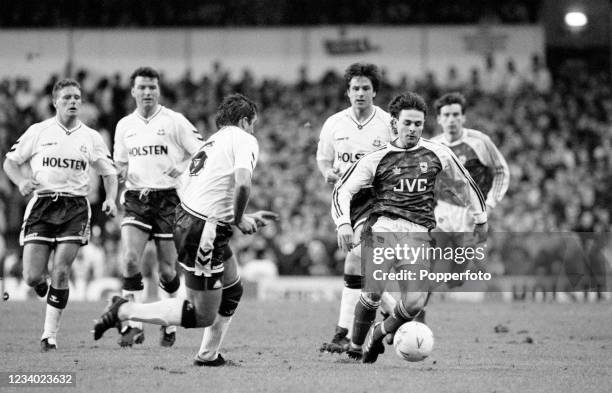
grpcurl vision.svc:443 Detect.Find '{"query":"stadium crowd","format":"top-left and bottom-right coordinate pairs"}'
top-left (1, 0), bottom-right (539, 27)
top-left (0, 55), bottom-right (610, 282)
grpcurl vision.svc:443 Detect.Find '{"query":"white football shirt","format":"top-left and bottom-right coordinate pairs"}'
top-left (316, 105), bottom-right (394, 177)
top-left (114, 105), bottom-right (203, 190)
top-left (179, 126), bottom-right (259, 224)
top-left (6, 117), bottom-right (115, 196)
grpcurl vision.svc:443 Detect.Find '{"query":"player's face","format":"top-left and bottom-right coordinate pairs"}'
top-left (347, 76), bottom-right (376, 110)
top-left (395, 109), bottom-right (425, 148)
top-left (53, 86), bottom-right (82, 120)
top-left (131, 76), bottom-right (160, 111)
top-left (437, 103), bottom-right (465, 142)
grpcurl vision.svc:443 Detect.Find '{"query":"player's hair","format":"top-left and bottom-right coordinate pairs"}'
top-left (388, 92), bottom-right (428, 118)
top-left (434, 92), bottom-right (467, 114)
top-left (215, 93), bottom-right (258, 129)
top-left (52, 79), bottom-right (81, 100)
top-left (344, 63), bottom-right (381, 93)
top-left (130, 66), bottom-right (160, 86)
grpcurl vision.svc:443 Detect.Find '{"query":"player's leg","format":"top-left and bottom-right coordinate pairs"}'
top-left (22, 243), bottom-right (52, 298)
top-left (195, 249), bottom-right (242, 366)
top-left (118, 225), bottom-right (149, 346)
top-left (40, 241), bottom-right (80, 350)
top-left (155, 238), bottom-right (180, 347)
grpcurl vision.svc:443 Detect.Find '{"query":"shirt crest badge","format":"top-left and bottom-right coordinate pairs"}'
top-left (393, 166), bottom-right (401, 175)
top-left (419, 162), bottom-right (428, 173)
top-left (157, 129), bottom-right (165, 135)
top-left (372, 138), bottom-right (382, 148)
top-left (80, 145), bottom-right (88, 153)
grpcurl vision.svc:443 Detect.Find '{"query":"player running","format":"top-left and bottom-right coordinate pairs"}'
top-left (332, 92), bottom-right (488, 363)
top-left (317, 63), bottom-right (397, 353)
top-left (113, 66), bottom-right (203, 347)
top-left (431, 92), bottom-right (509, 286)
top-left (94, 93), bottom-right (277, 366)
top-left (3, 79), bottom-right (118, 351)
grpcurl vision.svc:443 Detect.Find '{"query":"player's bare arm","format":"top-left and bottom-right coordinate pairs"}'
top-left (3, 158), bottom-right (38, 196)
top-left (234, 168), bottom-right (257, 234)
top-left (317, 159), bottom-right (340, 184)
top-left (101, 174), bottom-right (118, 217)
top-left (115, 161), bottom-right (128, 182)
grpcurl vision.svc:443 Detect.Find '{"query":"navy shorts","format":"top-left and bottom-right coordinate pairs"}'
top-left (20, 193), bottom-right (90, 246)
top-left (121, 189), bottom-right (180, 239)
top-left (174, 205), bottom-right (233, 290)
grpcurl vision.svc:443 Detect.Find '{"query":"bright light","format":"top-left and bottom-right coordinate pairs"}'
top-left (564, 11), bottom-right (588, 28)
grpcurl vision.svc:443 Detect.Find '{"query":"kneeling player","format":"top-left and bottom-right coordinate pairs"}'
top-left (332, 92), bottom-right (487, 362)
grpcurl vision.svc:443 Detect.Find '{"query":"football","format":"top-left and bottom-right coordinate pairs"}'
top-left (393, 321), bottom-right (434, 362)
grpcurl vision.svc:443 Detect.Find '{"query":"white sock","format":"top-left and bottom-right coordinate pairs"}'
top-left (42, 304), bottom-right (62, 340)
top-left (380, 292), bottom-right (398, 315)
top-left (159, 285), bottom-right (178, 334)
top-left (338, 287), bottom-right (361, 336)
top-left (123, 289), bottom-right (144, 329)
top-left (119, 298), bottom-right (184, 326)
top-left (197, 314), bottom-right (232, 361)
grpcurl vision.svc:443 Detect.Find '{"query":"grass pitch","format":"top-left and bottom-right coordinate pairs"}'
top-left (1, 298), bottom-right (611, 393)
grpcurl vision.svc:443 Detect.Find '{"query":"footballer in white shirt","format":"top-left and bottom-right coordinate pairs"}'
top-left (94, 93), bottom-right (278, 367)
top-left (316, 63), bottom-right (397, 353)
top-left (113, 67), bottom-right (203, 348)
top-left (3, 79), bottom-right (118, 352)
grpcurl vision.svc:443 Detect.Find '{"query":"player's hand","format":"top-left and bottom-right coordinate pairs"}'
top-left (249, 210), bottom-right (280, 228)
top-left (117, 166), bottom-right (128, 182)
top-left (102, 199), bottom-right (117, 217)
top-left (473, 222), bottom-right (488, 244)
top-left (18, 179), bottom-right (39, 196)
top-left (337, 223), bottom-right (354, 252)
top-left (163, 167), bottom-right (183, 178)
top-left (324, 168), bottom-right (340, 184)
top-left (237, 215), bottom-right (258, 235)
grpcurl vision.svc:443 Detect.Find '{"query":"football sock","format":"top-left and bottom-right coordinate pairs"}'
top-left (122, 273), bottom-right (144, 330)
top-left (118, 298), bottom-right (185, 327)
top-left (377, 302), bottom-right (420, 341)
top-left (380, 292), bottom-right (398, 316)
top-left (194, 279), bottom-right (243, 359)
top-left (197, 314), bottom-right (232, 361)
top-left (159, 273), bottom-right (181, 333)
top-left (351, 294), bottom-right (380, 347)
top-left (338, 275), bottom-right (362, 336)
top-left (42, 286), bottom-right (69, 340)
top-left (34, 280), bottom-right (49, 298)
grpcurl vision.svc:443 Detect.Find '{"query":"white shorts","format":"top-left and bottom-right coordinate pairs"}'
top-left (435, 200), bottom-right (474, 232)
top-left (370, 216), bottom-right (431, 268)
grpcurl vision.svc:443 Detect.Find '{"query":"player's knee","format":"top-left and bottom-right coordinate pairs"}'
top-left (399, 292), bottom-right (427, 313)
top-left (360, 292), bottom-right (382, 309)
top-left (218, 279), bottom-right (243, 317)
top-left (24, 272), bottom-right (44, 288)
top-left (158, 264), bottom-right (177, 284)
top-left (52, 265), bottom-right (71, 287)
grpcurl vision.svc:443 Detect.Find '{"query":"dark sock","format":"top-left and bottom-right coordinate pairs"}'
top-left (34, 281), bottom-right (49, 298)
top-left (47, 286), bottom-right (69, 309)
top-left (351, 296), bottom-right (379, 346)
top-left (379, 302), bottom-right (420, 340)
top-left (159, 273), bottom-right (181, 294)
top-left (218, 280), bottom-right (243, 317)
top-left (344, 274), bottom-right (362, 289)
top-left (122, 272), bottom-right (144, 291)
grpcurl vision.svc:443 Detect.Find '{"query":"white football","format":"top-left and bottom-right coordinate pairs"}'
top-left (393, 321), bottom-right (434, 362)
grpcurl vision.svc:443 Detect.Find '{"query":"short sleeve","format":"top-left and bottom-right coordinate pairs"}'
top-left (233, 130), bottom-right (258, 174)
top-left (175, 113), bottom-right (203, 156)
top-left (316, 117), bottom-right (335, 162)
top-left (5, 125), bottom-right (39, 164)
